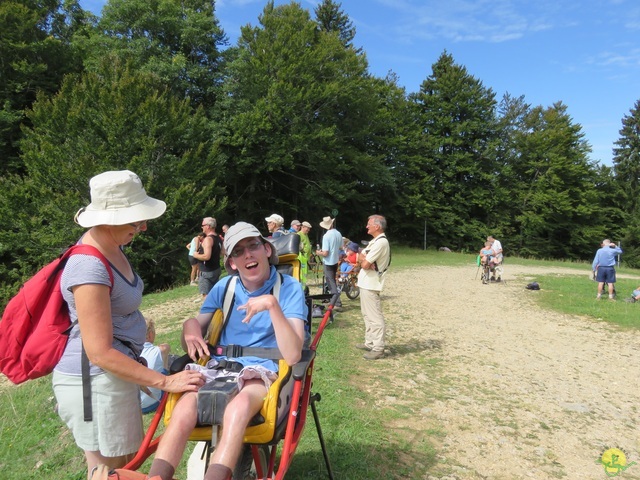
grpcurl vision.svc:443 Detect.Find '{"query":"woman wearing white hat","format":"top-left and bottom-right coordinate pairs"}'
top-left (53, 170), bottom-right (205, 478)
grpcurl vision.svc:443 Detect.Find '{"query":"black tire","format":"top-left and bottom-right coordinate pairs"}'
top-left (481, 265), bottom-right (490, 284)
top-left (308, 254), bottom-right (323, 285)
top-left (232, 444), bottom-right (269, 480)
top-left (345, 277), bottom-right (360, 299)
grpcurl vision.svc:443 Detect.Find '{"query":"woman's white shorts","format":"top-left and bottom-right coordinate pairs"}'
top-left (53, 370), bottom-right (143, 457)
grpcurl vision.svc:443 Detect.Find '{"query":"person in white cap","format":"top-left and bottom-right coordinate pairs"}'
top-left (289, 219), bottom-right (301, 233)
top-left (316, 216), bottom-right (343, 308)
top-left (148, 222), bottom-right (307, 480)
top-left (264, 213), bottom-right (286, 238)
top-left (297, 221), bottom-right (313, 287)
top-left (55, 170), bottom-right (205, 476)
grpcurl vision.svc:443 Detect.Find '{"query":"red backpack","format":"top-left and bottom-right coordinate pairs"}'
top-left (0, 244), bottom-right (113, 384)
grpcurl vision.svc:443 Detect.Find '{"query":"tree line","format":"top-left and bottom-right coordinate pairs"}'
top-left (1, 0), bottom-right (640, 305)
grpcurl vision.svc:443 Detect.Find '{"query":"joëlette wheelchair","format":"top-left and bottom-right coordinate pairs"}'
top-left (111, 233), bottom-right (336, 480)
top-left (477, 253), bottom-right (504, 285)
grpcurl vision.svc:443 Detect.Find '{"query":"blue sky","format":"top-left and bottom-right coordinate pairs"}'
top-left (79, 0), bottom-right (640, 166)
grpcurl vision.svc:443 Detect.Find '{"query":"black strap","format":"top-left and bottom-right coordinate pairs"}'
top-left (210, 359), bottom-right (245, 373)
top-left (81, 339), bottom-right (141, 423)
top-left (211, 344), bottom-right (283, 360)
top-left (369, 234), bottom-right (391, 274)
top-left (81, 345), bottom-right (92, 422)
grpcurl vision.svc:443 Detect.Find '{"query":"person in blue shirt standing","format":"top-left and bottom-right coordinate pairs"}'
top-left (316, 216), bottom-right (343, 308)
top-left (592, 239), bottom-right (623, 300)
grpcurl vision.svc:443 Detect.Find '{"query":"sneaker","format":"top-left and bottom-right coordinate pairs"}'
top-left (596, 294), bottom-right (602, 300)
top-left (355, 343), bottom-right (372, 351)
top-left (363, 350), bottom-right (384, 360)
top-left (190, 281), bottom-right (198, 286)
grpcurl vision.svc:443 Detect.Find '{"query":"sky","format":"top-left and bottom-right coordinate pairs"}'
top-left (79, 0), bottom-right (640, 166)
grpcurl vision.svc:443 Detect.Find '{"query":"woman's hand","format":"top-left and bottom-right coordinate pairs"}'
top-left (160, 369), bottom-right (205, 393)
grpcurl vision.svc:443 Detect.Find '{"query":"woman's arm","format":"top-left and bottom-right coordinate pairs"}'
top-left (74, 284), bottom-right (204, 393)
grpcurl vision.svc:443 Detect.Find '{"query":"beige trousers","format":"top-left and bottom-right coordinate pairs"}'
top-left (359, 287), bottom-right (385, 352)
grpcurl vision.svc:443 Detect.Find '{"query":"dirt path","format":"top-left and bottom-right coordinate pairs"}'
top-left (378, 265), bottom-right (640, 479)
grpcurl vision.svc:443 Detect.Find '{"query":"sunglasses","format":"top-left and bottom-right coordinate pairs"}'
top-left (129, 220), bottom-right (147, 231)
top-left (230, 240), bottom-right (264, 258)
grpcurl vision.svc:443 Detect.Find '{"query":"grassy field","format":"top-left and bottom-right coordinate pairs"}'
top-left (1, 249), bottom-right (639, 479)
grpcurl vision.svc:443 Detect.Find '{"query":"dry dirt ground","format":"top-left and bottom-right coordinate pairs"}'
top-left (376, 265), bottom-right (640, 480)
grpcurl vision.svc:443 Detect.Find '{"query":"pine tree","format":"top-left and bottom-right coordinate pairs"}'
top-left (409, 51), bottom-right (499, 249)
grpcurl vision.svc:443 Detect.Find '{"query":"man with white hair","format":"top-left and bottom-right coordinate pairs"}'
top-left (265, 213), bottom-right (286, 238)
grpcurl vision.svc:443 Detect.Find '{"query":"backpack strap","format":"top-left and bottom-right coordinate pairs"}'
top-left (65, 244), bottom-right (114, 422)
top-left (368, 234), bottom-right (392, 275)
top-left (221, 275), bottom-right (238, 333)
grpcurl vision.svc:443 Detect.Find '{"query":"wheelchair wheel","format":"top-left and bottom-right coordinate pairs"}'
top-left (345, 275), bottom-right (359, 299)
top-left (308, 254), bottom-right (323, 285)
top-left (233, 444), bottom-right (269, 480)
top-left (481, 264), bottom-right (491, 284)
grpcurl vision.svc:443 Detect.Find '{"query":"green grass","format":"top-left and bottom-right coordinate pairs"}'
top-left (2, 249), bottom-right (640, 479)
top-left (525, 273), bottom-right (640, 329)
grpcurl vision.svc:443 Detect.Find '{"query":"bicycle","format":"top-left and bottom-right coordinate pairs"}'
top-left (336, 267), bottom-right (360, 299)
top-left (308, 253), bottom-right (323, 286)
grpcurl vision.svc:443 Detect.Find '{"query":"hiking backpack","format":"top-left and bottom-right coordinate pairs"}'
top-left (0, 244), bottom-right (113, 384)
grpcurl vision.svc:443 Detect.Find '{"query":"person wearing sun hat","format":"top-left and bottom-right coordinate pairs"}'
top-left (148, 221), bottom-right (306, 480)
top-left (54, 170), bottom-right (205, 476)
top-left (316, 216), bottom-right (343, 308)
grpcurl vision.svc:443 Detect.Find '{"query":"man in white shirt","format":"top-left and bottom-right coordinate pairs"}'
top-left (356, 215), bottom-right (391, 360)
top-left (488, 236), bottom-right (503, 266)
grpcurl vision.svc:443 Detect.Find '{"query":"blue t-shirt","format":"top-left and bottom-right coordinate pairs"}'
top-left (140, 342), bottom-right (165, 409)
top-left (322, 229), bottom-right (342, 266)
top-left (200, 267), bottom-right (307, 372)
top-left (592, 245), bottom-right (622, 270)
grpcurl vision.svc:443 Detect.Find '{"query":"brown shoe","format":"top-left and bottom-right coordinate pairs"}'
top-left (355, 343), bottom-right (372, 351)
top-left (363, 350), bottom-right (384, 360)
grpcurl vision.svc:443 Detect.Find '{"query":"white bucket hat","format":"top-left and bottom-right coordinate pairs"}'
top-left (319, 216), bottom-right (334, 229)
top-left (74, 170), bottom-right (166, 228)
top-left (223, 222), bottom-right (279, 275)
top-left (265, 213), bottom-right (284, 226)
